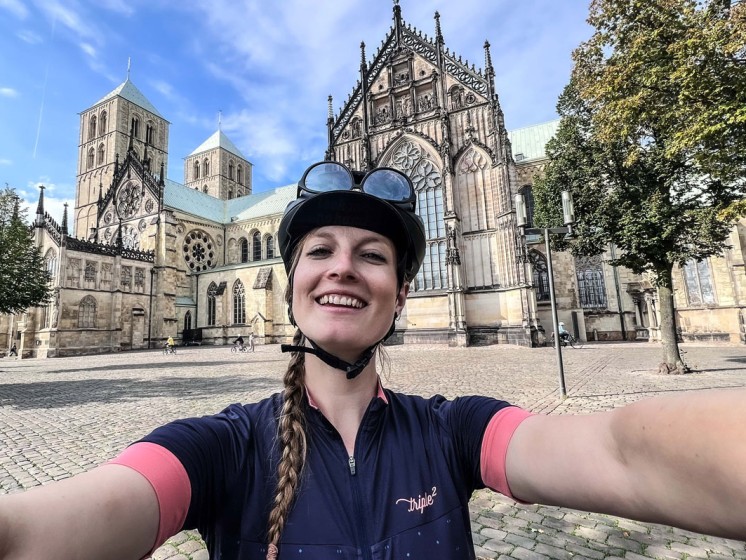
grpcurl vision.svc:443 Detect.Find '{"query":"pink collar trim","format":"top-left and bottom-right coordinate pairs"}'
top-left (306, 377), bottom-right (389, 410)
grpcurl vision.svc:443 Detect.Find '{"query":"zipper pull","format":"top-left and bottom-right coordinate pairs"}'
top-left (348, 456), bottom-right (356, 476)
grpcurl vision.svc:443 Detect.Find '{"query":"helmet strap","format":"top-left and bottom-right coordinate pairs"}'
top-left (281, 317), bottom-right (397, 380)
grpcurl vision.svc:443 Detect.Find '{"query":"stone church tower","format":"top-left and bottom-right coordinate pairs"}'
top-left (184, 129), bottom-right (253, 199)
top-left (74, 77), bottom-right (170, 239)
top-left (326, 4), bottom-right (530, 346)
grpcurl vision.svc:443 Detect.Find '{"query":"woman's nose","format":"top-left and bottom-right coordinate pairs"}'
top-left (326, 250), bottom-right (358, 280)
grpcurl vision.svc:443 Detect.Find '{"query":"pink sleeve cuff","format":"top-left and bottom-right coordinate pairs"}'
top-left (109, 442), bottom-right (191, 555)
top-left (480, 407), bottom-right (534, 501)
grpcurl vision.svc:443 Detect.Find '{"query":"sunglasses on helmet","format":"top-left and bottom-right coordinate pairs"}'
top-left (298, 161), bottom-right (416, 212)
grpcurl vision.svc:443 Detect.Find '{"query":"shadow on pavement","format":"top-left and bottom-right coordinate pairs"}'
top-left (41, 361), bottom-right (273, 374)
top-left (0, 375), bottom-right (281, 410)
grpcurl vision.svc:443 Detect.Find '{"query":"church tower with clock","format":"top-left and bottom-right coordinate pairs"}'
top-left (74, 75), bottom-right (170, 239)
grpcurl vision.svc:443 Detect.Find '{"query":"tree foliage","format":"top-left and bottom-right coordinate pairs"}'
top-left (533, 0), bottom-right (746, 370)
top-left (0, 188), bottom-right (51, 314)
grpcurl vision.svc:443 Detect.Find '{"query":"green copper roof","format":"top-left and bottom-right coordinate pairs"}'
top-left (188, 130), bottom-right (248, 161)
top-left (164, 180), bottom-right (295, 224)
top-left (508, 119), bottom-right (559, 163)
top-left (92, 79), bottom-right (166, 119)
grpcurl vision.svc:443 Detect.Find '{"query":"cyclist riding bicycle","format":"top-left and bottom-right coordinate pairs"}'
top-left (233, 335), bottom-right (245, 351)
top-left (558, 322), bottom-right (570, 344)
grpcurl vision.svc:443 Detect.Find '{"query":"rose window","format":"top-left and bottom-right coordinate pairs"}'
top-left (183, 230), bottom-right (216, 272)
top-left (412, 160), bottom-right (442, 191)
top-left (392, 141), bottom-right (421, 171)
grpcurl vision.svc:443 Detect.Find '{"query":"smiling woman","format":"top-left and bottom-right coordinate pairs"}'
top-left (0, 162), bottom-right (745, 560)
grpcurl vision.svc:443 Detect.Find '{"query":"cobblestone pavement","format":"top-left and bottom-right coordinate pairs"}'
top-left (1, 342), bottom-right (745, 559)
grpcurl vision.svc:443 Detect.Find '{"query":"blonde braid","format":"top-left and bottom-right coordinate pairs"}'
top-left (266, 328), bottom-right (307, 559)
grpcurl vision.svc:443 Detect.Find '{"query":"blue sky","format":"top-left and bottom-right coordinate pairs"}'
top-left (0, 0), bottom-right (593, 223)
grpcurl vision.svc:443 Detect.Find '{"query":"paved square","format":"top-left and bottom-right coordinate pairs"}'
top-left (1, 342), bottom-right (745, 559)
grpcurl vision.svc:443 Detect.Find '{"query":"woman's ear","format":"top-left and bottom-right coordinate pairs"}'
top-left (395, 281), bottom-right (410, 317)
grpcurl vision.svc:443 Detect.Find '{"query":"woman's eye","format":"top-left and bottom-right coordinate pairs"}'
top-left (306, 247), bottom-right (331, 257)
top-left (362, 251), bottom-right (387, 262)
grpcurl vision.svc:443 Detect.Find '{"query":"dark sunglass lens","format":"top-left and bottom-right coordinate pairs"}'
top-left (303, 163), bottom-right (351, 192)
top-left (363, 170), bottom-right (412, 201)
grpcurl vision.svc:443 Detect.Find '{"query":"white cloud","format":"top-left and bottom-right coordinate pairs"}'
top-left (0, 87), bottom-right (18, 98)
top-left (98, 0), bottom-right (134, 16)
top-left (0, 158), bottom-right (12, 166)
top-left (0, 0), bottom-right (28, 19)
top-left (17, 29), bottom-right (42, 44)
top-left (80, 42), bottom-right (96, 58)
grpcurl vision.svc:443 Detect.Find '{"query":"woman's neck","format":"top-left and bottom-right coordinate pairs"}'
top-left (304, 355), bottom-right (379, 455)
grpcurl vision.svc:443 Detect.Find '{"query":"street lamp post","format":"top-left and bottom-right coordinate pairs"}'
top-left (515, 191), bottom-right (575, 398)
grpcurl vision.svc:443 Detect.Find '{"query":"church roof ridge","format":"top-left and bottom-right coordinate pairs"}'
top-left (188, 130), bottom-right (249, 161)
top-left (91, 78), bottom-right (166, 119)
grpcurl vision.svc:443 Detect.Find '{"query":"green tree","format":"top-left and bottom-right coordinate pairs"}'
top-left (534, 0), bottom-right (746, 373)
top-left (0, 188), bottom-right (51, 314)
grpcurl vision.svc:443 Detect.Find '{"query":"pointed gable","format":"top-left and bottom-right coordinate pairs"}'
top-left (189, 130), bottom-right (248, 161)
top-left (93, 79), bottom-right (166, 119)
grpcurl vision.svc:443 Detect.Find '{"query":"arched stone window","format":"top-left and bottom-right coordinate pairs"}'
top-left (576, 255), bottom-right (607, 308)
top-left (131, 117), bottom-right (140, 139)
top-left (240, 238), bottom-right (249, 263)
top-left (78, 296), bottom-right (97, 328)
top-left (519, 185), bottom-right (535, 228)
top-left (237, 165), bottom-right (243, 185)
top-left (184, 310), bottom-right (192, 332)
top-left (145, 121), bottom-right (154, 145)
top-left (207, 282), bottom-right (218, 326)
top-left (44, 248), bottom-right (57, 284)
top-left (97, 143), bottom-right (105, 165)
top-left (194, 160), bottom-right (200, 180)
top-left (87, 147), bottom-right (95, 169)
top-left (529, 250), bottom-right (550, 302)
top-left (252, 231), bottom-right (262, 261)
top-left (265, 234), bottom-right (274, 259)
top-left (228, 190), bottom-right (233, 200)
top-left (89, 115), bottom-right (97, 140)
top-left (387, 140), bottom-right (446, 291)
top-left (233, 280), bottom-right (246, 324)
top-left (203, 159), bottom-right (210, 176)
top-left (100, 111), bottom-right (107, 134)
top-left (683, 259), bottom-right (716, 305)
top-left (228, 160), bottom-right (235, 180)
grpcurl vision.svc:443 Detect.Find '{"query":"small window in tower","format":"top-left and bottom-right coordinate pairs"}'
top-left (100, 111), bottom-right (107, 134)
top-left (87, 147), bottom-right (95, 169)
top-left (228, 190), bottom-right (233, 199)
top-left (237, 165), bottom-right (243, 185)
top-left (97, 143), bottom-right (105, 165)
top-left (194, 160), bottom-right (200, 180)
top-left (145, 123), bottom-right (154, 145)
top-left (89, 115), bottom-right (97, 140)
top-left (204, 159), bottom-right (210, 176)
top-left (229, 161), bottom-right (235, 180)
top-left (131, 117), bottom-right (140, 139)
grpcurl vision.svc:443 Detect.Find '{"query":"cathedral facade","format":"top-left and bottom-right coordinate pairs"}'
top-left (3, 4), bottom-right (744, 358)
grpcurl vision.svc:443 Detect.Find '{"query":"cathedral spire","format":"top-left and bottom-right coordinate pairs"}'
top-left (98, 179), bottom-right (103, 206)
top-left (61, 203), bottom-right (69, 236)
top-left (35, 184), bottom-right (45, 227)
top-left (435, 11), bottom-right (444, 45)
top-left (218, 110), bottom-right (222, 131)
top-left (127, 57), bottom-right (131, 80)
top-left (393, 0), bottom-right (403, 47)
top-left (484, 40), bottom-right (495, 99)
top-left (325, 95), bottom-right (334, 161)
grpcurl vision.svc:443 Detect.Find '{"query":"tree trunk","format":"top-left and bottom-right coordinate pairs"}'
top-left (657, 267), bottom-right (689, 374)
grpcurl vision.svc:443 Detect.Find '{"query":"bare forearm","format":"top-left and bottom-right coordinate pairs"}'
top-left (610, 388), bottom-right (746, 538)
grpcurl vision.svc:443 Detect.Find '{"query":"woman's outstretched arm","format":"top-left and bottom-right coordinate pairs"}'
top-left (504, 388), bottom-right (746, 539)
top-left (0, 464), bottom-right (159, 560)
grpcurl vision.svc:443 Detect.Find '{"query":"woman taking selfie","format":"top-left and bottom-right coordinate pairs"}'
top-left (0, 162), bottom-right (744, 560)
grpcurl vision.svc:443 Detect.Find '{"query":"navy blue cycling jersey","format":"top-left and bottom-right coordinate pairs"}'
top-left (140, 389), bottom-right (512, 560)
